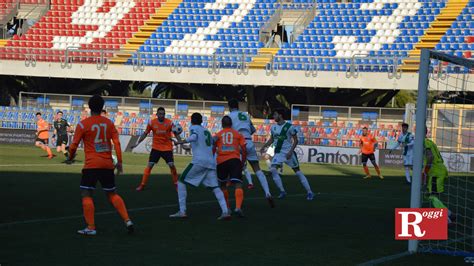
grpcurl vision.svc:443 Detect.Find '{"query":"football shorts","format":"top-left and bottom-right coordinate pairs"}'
top-left (80, 168), bottom-right (116, 192)
top-left (149, 149), bottom-right (174, 164)
top-left (271, 151), bottom-right (300, 169)
top-left (56, 134), bottom-right (68, 146)
top-left (403, 153), bottom-right (413, 166)
top-left (245, 139), bottom-right (258, 162)
top-left (179, 163), bottom-right (219, 188)
top-left (217, 158), bottom-right (243, 183)
top-left (35, 137), bottom-right (49, 145)
top-left (361, 153), bottom-right (376, 164)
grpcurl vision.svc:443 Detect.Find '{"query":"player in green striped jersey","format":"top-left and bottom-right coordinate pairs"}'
top-left (260, 109), bottom-right (314, 201)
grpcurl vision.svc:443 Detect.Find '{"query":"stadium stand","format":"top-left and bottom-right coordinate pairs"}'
top-left (434, 3), bottom-right (474, 72)
top-left (0, 0), bottom-right (472, 73)
top-left (0, 0), bottom-right (17, 18)
top-left (126, 0), bottom-right (276, 67)
top-left (1, 0), bottom-right (164, 61)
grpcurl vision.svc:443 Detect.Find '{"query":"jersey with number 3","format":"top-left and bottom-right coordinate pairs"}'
top-left (187, 125), bottom-right (216, 169)
top-left (228, 110), bottom-right (253, 139)
top-left (70, 115), bottom-right (121, 169)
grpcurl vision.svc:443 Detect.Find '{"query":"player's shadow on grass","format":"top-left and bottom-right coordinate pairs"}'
top-left (322, 164), bottom-right (400, 181)
top-left (0, 171), bottom-right (178, 198)
top-left (323, 164), bottom-right (364, 177)
top-left (60, 160), bottom-right (83, 164)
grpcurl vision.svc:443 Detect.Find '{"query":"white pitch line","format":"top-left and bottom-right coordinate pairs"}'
top-left (0, 194), bottom-right (302, 227)
top-left (0, 163), bottom-right (149, 167)
top-left (0, 192), bottom-right (405, 228)
top-left (0, 202), bottom-right (185, 227)
top-left (0, 163), bottom-right (71, 167)
top-left (356, 251), bottom-right (411, 266)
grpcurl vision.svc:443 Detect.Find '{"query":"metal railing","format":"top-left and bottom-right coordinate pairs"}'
top-left (429, 59), bottom-right (449, 81)
top-left (19, 46), bottom-right (121, 70)
top-left (259, 3), bottom-right (283, 45)
top-left (262, 54), bottom-right (407, 78)
top-left (345, 54), bottom-right (403, 79)
top-left (1, 46), bottom-right (423, 76)
top-left (290, 6), bottom-right (316, 43)
top-left (0, 0), bottom-right (19, 30)
top-left (17, 0), bottom-right (50, 35)
top-left (260, 1), bottom-right (317, 47)
top-left (0, 0), bottom-right (19, 22)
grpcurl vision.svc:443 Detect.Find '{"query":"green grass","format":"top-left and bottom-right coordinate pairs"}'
top-left (0, 145), bottom-right (467, 266)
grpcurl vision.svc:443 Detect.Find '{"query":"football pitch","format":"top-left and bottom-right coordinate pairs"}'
top-left (0, 145), bottom-right (466, 265)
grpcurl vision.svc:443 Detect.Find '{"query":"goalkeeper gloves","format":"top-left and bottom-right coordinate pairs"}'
top-left (424, 165), bottom-right (431, 175)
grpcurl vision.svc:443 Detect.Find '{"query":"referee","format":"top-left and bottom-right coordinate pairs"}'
top-left (53, 111), bottom-right (71, 158)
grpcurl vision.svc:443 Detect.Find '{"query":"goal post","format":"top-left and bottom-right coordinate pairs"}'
top-left (409, 49), bottom-right (474, 256)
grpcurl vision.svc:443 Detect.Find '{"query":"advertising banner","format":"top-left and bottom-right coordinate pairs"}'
top-left (296, 145), bottom-right (379, 166)
top-left (378, 149), bottom-right (404, 167)
top-left (3, 129), bottom-right (471, 173)
top-left (441, 152), bottom-right (470, 173)
top-left (0, 128), bottom-right (37, 145)
top-left (376, 148), bottom-right (472, 173)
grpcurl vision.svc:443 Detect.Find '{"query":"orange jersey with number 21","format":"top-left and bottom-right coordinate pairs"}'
top-left (69, 115), bottom-right (122, 169)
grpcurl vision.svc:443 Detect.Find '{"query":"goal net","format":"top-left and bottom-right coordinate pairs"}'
top-left (410, 49), bottom-right (474, 257)
top-left (409, 50), bottom-right (474, 257)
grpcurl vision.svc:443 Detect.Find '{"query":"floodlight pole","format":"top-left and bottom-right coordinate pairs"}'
top-left (408, 48), bottom-right (430, 253)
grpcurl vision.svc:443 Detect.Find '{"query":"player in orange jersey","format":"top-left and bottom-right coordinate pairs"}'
top-left (359, 127), bottom-right (383, 179)
top-left (132, 107), bottom-right (182, 191)
top-left (214, 116), bottom-right (247, 217)
top-left (35, 112), bottom-right (53, 159)
top-left (68, 95), bottom-right (133, 236)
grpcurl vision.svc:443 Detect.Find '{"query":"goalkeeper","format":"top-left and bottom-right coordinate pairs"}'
top-left (423, 129), bottom-right (454, 224)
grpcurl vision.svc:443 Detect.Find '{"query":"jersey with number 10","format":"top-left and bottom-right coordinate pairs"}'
top-left (228, 110), bottom-right (253, 139)
top-left (214, 128), bottom-right (246, 165)
top-left (187, 125), bottom-right (216, 169)
top-left (70, 115), bottom-right (122, 169)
